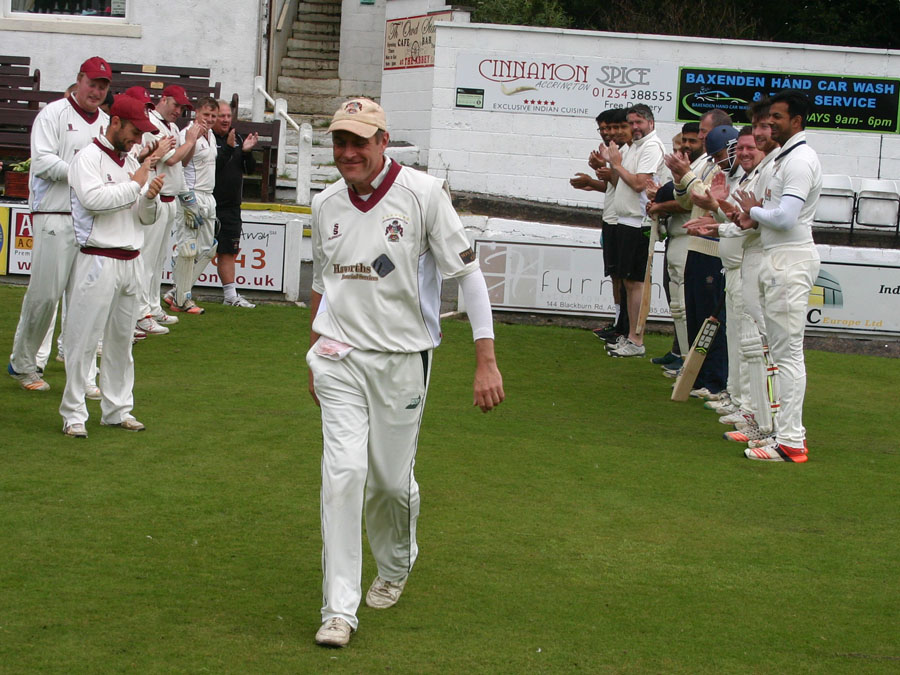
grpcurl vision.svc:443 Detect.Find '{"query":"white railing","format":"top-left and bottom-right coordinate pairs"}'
top-left (252, 75), bottom-right (312, 206)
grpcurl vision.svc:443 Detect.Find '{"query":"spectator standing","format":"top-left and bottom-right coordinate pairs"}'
top-left (212, 99), bottom-right (258, 308)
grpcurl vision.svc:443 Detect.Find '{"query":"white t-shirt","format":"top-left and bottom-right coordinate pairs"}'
top-left (311, 159), bottom-right (479, 353)
top-left (602, 143), bottom-right (629, 225)
top-left (615, 129), bottom-right (665, 227)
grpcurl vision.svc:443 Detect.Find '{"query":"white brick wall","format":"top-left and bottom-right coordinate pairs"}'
top-left (338, 0), bottom-right (387, 98)
top-left (412, 23), bottom-right (900, 206)
top-left (381, 0), bottom-right (468, 164)
top-left (0, 3), bottom-right (261, 104)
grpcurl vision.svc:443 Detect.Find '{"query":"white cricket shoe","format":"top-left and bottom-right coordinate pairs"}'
top-left (609, 339), bottom-right (646, 358)
top-left (719, 409), bottom-right (754, 426)
top-left (704, 393), bottom-right (732, 410)
top-left (724, 422), bottom-right (770, 443)
top-left (745, 441), bottom-right (808, 463)
top-left (365, 575), bottom-right (407, 609)
top-left (85, 385), bottom-right (102, 401)
top-left (154, 311), bottom-right (179, 326)
top-left (315, 617), bottom-right (353, 647)
top-left (63, 422), bottom-right (88, 438)
top-left (223, 294), bottom-right (256, 308)
top-left (747, 435), bottom-right (777, 449)
top-left (604, 335), bottom-right (627, 353)
top-left (137, 315), bottom-right (169, 335)
top-left (8, 363), bottom-right (50, 391)
top-left (101, 416), bottom-right (145, 432)
top-left (710, 401), bottom-right (739, 415)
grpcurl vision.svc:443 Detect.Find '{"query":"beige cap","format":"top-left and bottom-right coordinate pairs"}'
top-left (327, 98), bottom-right (387, 138)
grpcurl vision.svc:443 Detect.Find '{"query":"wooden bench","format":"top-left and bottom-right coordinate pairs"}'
top-left (0, 88), bottom-right (65, 110)
top-left (107, 62), bottom-right (222, 101)
top-left (233, 120), bottom-right (281, 202)
top-left (0, 55), bottom-right (40, 91)
top-left (0, 107), bottom-right (39, 160)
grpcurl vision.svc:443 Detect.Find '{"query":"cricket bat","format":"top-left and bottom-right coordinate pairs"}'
top-left (635, 216), bottom-right (659, 336)
top-left (671, 313), bottom-right (722, 401)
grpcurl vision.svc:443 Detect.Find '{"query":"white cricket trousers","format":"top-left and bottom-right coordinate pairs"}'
top-left (738, 246), bottom-right (766, 415)
top-left (138, 198), bottom-right (177, 317)
top-left (9, 213), bottom-right (78, 374)
top-left (759, 244), bottom-right (820, 447)
top-left (665, 234), bottom-right (689, 356)
top-left (724, 264), bottom-right (743, 407)
top-left (173, 192), bottom-right (216, 305)
top-left (307, 347), bottom-right (432, 630)
top-left (60, 253), bottom-right (140, 427)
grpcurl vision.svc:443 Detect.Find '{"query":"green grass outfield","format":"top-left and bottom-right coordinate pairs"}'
top-left (1, 284), bottom-right (898, 674)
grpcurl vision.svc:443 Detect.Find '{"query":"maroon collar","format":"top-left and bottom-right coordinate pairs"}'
top-left (347, 160), bottom-right (402, 213)
top-left (93, 138), bottom-right (126, 167)
top-left (68, 95), bottom-right (100, 125)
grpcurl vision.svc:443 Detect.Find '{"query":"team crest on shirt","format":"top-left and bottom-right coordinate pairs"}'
top-left (383, 215), bottom-right (407, 242)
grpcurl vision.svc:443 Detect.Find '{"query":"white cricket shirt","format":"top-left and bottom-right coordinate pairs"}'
top-left (30, 95), bottom-right (109, 213)
top-left (181, 123), bottom-right (216, 194)
top-left (68, 137), bottom-right (158, 250)
top-left (753, 131), bottom-right (822, 250)
top-left (146, 110), bottom-right (186, 196)
top-left (311, 159), bottom-right (479, 353)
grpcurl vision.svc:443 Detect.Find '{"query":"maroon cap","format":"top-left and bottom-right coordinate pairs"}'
top-left (161, 85), bottom-right (192, 108)
top-left (110, 94), bottom-right (158, 134)
top-left (124, 86), bottom-right (154, 108)
top-left (80, 56), bottom-right (112, 82)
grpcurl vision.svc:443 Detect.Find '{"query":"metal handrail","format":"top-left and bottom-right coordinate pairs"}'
top-left (251, 75), bottom-right (311, 206)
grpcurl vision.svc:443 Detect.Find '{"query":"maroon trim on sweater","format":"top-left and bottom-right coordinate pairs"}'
top-left (92, 138), bottom-right (126, 167)
top-left (347, 160), bottom-right (402, 213)
top-left (160, 195), bottom-right (175, 202)
top-left (81, 246), bottom-right (140, 260)
top-left (68, 95), bottom-right (100, 125)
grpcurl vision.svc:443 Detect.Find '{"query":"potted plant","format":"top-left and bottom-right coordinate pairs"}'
top-left (4, 158), bottom-right (30, 200)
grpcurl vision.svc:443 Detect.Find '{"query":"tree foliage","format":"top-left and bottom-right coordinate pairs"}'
top-left (470, 0), bottom-right (900, 49)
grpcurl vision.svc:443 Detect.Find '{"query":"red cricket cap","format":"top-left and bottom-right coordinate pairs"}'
top-left (124, 86), bottom-right (154, 109)
top-left (161, 85), bottom-right (192, 108)
top-left (80, 56), bottom-right (112, 82)
top-left (110, 94), bottom-right (158, 134)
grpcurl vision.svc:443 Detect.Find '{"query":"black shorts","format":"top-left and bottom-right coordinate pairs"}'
top-left (601, 220), bottom-right (618, 277)
top-left (615, 224), bottom-right (651, 281)
top-left (216, 206), bottom-right (243, 255)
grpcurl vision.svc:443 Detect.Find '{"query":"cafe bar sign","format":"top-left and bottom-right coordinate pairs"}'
top-left (384, 12), bottom-right (451, 70)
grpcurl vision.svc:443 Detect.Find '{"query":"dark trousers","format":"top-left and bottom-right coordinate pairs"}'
top-left (684, 250), bottom-right (727, 393)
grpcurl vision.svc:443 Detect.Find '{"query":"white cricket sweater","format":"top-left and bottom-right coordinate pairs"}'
top-left (68, 136), bottom-right (158, 251)
top-left (30, 95), bottom-right (109, 213)
top-left (311, 160), bottom-right (479, 353)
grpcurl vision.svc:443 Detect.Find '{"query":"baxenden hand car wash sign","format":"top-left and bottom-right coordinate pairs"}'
top-left (677, 67), bottom-right (900, 133)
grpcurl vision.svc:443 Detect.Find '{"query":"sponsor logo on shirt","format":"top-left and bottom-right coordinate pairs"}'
top-left (332, 262), bottom-right (378, 281)
top-left (328, 223), bottom-right (342, 241)
top-left (459, 247), bottom-right (476, 264)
